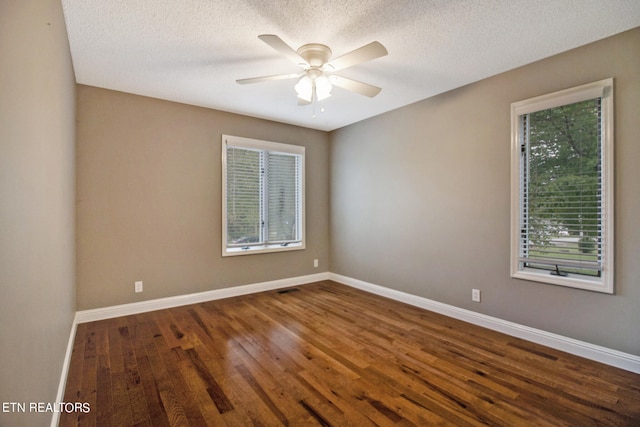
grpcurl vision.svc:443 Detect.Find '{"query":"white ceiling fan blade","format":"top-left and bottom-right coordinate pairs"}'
top-left (258, 34), bottom-right (309, 67)
top-left (236, 73), bottom-right (301, 85)
top-left (331, 75), bottom-right (382, 98)
top-left (326, 41), bottom-right (387, 71)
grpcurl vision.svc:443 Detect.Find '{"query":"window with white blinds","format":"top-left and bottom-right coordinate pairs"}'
top-left (222, 135), bottom-right (304, 256)
top-left (510, 79), bottom-right (614, 293)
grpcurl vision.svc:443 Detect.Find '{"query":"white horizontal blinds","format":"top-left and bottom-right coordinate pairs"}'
top-left (225, 146), bottom-right (263, 247)
top-left (520, 97), bottom-right (603, 275)
top-left (266, 152), bottom-right (301, 244)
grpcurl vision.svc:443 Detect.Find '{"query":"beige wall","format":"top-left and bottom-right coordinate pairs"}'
top-left (76, 86), bottom-right (330, 310)
top-left (330, 28), bottom-right (640, 356)
top-left (0, 0), bottom-right (76, 426)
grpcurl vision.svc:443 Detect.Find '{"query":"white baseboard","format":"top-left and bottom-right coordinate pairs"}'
top-left (75, 272), bottom-right (330, 324)
top-left (329, 273), bottom-right (640, 374)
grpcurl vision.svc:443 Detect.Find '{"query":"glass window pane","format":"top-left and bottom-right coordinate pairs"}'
top-left (524, 98), bottom-right (602, 275)
top-left (267, 152), bottom-right (299, 242)
top-left (226, 147), bottom-right (261, 245)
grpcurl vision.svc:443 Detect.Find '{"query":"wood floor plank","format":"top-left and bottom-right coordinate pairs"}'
top-left (119, 316), bottom-right (153, 425)
top-left (130, 315), bottom-right (171, 427)
top-left (174, 346), bottom-right (228, 426)
top-left (108, 319), bottom-right (135, 427)
top-left (77, 322), bottom-right (99, 427)
top-left (61, 281), bottom-right (640, 426)
top-left (60, 322), bottom-right (87, 427)
top-left (150, 315), bottom-right (208, 426)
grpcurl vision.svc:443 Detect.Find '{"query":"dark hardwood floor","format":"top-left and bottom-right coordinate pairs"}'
top-left (61, 281), bottom-right (640, 426)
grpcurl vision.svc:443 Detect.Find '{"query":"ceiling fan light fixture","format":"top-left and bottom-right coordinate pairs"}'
top-left (295, 73), bottom-right (332, 103)
top-left (315, 75), bottom-right (332, 101)
top-left (295, 75), bottom-right (313, 102)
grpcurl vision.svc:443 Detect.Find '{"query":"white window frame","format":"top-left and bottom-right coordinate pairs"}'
top-left (222, 135), bottom-right (305, 256)
top-left (510, 79), bottom-right (614, 293)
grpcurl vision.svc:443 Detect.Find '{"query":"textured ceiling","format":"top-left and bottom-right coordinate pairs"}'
top-left (61, 1), bottom-right (640, 131)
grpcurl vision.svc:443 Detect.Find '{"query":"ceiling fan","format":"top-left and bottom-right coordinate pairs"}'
top-left (236, 35), bottom-right (388, 105)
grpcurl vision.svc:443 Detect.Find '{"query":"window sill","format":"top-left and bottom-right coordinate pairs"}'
top-left (512, 268), bottom-right (613, 294)
top-left (223, 242), bottom-right (305, 257)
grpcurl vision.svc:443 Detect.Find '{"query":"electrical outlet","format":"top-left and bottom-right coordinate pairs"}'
top-left (314, 259), bottom-right (319, 268)
top-left (135, 281), bottom-right (143, 293)
top-left (472, 289), bottom-right (481, 302)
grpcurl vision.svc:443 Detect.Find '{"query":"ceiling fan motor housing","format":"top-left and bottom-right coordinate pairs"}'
top-left (296, 43), bottom-right (332, 68)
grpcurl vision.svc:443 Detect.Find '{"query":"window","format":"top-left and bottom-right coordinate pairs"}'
top-left (510, 79), bottom-right (613, 293)
top-left (222, 135), bottom-right (305, 256)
